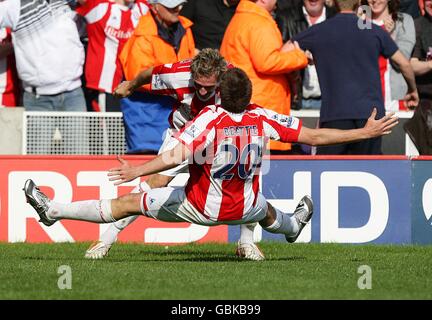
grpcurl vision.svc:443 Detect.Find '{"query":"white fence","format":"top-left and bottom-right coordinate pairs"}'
top-left (22, 110), bottom-right (418, 156)
top-left (23, 112), bottom-right (125, 155)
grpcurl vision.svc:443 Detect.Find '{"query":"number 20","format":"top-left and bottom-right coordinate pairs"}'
top-left (213, 143), bottom-right (261, 180)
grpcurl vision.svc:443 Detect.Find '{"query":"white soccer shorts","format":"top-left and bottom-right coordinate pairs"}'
top-left (140, 187), bottom-right (268, 226)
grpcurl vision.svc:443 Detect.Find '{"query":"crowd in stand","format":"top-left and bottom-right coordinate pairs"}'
top-left (0, 0), bottom-right (431, 154)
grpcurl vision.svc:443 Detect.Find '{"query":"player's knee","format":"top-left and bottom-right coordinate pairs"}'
top-left (147, 174), bottom-right (172, 189)
top-left (113, 193), bottom-right (142, 215)
top-left (259, 203), bottom-right (276, 228)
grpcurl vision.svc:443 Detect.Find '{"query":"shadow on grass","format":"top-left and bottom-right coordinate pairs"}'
top-left (97, 254), bottom-right (307, 263)
top-left (19, 248), bottom-right (308, 263)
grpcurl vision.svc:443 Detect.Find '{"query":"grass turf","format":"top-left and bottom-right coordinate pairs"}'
top-left (0, 242), bottom-right (431, 300)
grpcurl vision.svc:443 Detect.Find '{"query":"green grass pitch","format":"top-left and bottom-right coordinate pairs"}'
top-left (1, 242), bottom-right (432, 300)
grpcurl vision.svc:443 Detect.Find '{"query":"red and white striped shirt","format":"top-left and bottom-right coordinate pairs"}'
top-left (151, 60), bottom-right (234, 130)
top-left (0, 28), bottom-right (19, 107)
top-left (176, 104), bottom-right (302, 222)
top-left (76, 0), bottom-right (148, 93)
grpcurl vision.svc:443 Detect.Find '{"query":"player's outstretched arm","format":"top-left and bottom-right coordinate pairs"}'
top-left (297, 108), bottom-right (399, 146)
top-left (108, 143), bottom-right (191, 185)
top-left (113, 66), bottom-right (154, 98)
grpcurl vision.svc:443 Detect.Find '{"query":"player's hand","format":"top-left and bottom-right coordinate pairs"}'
top-left (364, 108), bottom-right (399, 137)
top-left (403, 90), bottom-right (419, 110)
top-left (107, 155), bottom-right (139, 185)
top-left (113, 81), bottom-right (133, 98)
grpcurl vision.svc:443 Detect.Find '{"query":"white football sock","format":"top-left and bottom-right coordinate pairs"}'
top-left (47, 199), bottom-right (116, 223)
top-left (239, 223), bottom-right (256, 244)
top-left (263, 207), bottom-right (299, 236)
top-left (100, 181), bottom-right (151, 245)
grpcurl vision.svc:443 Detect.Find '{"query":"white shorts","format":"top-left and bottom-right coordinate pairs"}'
top-left (140, 187), bottom-right (268, 226)
top-left (157, 128), bottom-right (189, 177)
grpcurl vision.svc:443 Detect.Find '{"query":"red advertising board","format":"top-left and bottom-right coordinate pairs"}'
top-left (0, 156), bottom-right (227, 243)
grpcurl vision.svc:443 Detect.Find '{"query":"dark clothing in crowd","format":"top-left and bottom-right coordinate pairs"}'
top-left (181, 0), bottom-right (237, 49)
top-left (404, 11), bottom-right (432, 155)
top-left (275, 0), bottom-right (338, 110)
top-left (294, 13), bottom-right (398, 123)
top-left (293, 13), bottom-right (399, 155)
top-left (276, 0), bottom-right (338, 42)
top-left (404, 100), bottom-right (432, 155)
top-left (399, 0), bottom-right (421, 19)
top-left (412, 13), bottom-right (432, 100)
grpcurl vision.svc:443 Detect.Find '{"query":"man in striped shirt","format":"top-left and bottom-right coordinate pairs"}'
top-left (24, 68), bottom-right (399, 257)
top-left (76, 0), bottom-right (148, 112)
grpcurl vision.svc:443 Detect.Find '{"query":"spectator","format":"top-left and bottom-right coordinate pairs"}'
top-left (180, 0), bottom-right (240, 50)
top-left (410, 0), bottom-right (432, 101)
top-left (220, 0), bottom-right (308, 153)
top-left (0, 0), bottom-right (88, 154)
top-left (0, 27), bottom-right (20, 107)
top-left (0, 0), bottom-right (86, 111)
top-left (276, 0), bottom-right (338, 110)
top-left (76, 0), bottom-right (148, 112)
top-left (119, 0), bottom-right (195, 154)
top-left (404, 0), bottom-right (432, 154)
top-left (361, 0), bottom-right (416, 112)
top-left (293, 0), bottom-right (418, 155)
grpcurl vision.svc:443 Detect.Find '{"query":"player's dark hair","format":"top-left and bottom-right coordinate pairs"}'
top-left (220, 68), bottom-right (252, 114)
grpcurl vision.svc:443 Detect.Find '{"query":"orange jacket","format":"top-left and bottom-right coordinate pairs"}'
top-left (119, 13), bottom-right (195, 91)
top-left (220, 0), bottom-right (307, 150)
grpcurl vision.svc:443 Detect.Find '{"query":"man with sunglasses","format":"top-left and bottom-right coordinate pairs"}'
top-left (86, 49), bottom-right (267, 261)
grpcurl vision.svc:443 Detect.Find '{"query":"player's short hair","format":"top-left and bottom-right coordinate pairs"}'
top-left (191, 48), bottom-right (228, 81)
top-left (220, 68), bottom-right (252, 114)
top-left (337, 0), bottom-right (358, 10)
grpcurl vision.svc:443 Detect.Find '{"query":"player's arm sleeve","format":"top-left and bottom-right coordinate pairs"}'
top-left (249, 24), bottom-right (308, 75)
top-left (260, 108), bottom-right (302, 143)
top-left (0, 0), bottom-right (21, 29)
top-left (176, 107), bottom-right (217, 153)
top-left (149, 64), bottom-right (183, 99)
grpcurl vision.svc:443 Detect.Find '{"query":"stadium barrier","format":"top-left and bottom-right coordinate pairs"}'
top-left (0, 155), bottom-right (431, 244)
top-left (19, 111), bottom-right (418, 155)
top-left (22, 111), bottom-right (126, 155)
